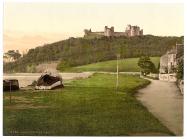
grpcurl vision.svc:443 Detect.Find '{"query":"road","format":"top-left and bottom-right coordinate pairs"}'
top-left (136, 79), bottom-right (183, 136)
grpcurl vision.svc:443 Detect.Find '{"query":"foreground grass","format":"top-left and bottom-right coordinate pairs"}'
top-left (63, 57), bottom-right (160, 72)
top-left (3, 73), bottom-right (172, 136)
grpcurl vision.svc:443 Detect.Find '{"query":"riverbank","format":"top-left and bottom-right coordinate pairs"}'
top-left (3, 72), bottom-right (93, 88)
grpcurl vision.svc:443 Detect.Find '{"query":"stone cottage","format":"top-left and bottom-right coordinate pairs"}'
top-left (159, 43), bottom-right (183, 82)
top-left (159, 43), bottom-right (183, 74)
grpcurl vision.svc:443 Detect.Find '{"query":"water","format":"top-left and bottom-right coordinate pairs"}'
top-left (3, 72), bottom-right (93, 88)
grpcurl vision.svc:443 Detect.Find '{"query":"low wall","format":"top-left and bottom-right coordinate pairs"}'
top-left (159, 73), bottom-right (177, 82)
top-left (147, 73), bottom-right (159, 79)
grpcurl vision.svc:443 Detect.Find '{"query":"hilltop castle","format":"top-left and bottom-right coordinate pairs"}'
top-left (84, 25), bottom-right (143, 37)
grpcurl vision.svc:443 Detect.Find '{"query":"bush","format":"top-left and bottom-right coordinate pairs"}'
top-left (57, 60), bottom-right (70, 71)
top-left (138, 56), bottom-right (157, 75)
top-left (176, 59), bottom-right (184, 80)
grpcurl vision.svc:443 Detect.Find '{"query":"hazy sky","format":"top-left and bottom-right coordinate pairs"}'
top-left (3, 3), bottom-right (184, 52)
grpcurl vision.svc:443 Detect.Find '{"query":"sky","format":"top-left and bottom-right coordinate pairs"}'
top-left (3, 2), bottom-right (184, 53)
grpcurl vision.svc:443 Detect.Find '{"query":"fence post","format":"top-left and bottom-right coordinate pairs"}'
top-left (9, 81), bottom-right (11, 104)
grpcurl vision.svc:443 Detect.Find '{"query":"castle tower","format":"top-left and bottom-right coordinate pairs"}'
top-left (126, 24), bottom-right (131, 30)
top-left (130, 26), bottom-right (135, 36)
top-left (125, 24), bottom-right (131, 36)
top-left (140, 29), bottom-right (143, 36)
top-left (125, 25), bottom-right (143, 37)
top-left (104, 26), bottom-right (114, 37)
top-left (111, 26), bottom-right (114, 32)
top-left (84, 28), bottom-right (92, 36)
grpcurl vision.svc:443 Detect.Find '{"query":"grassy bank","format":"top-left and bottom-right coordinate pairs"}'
top-left (62, 57), bottom-right (160, 72)
top-left (3, 73), bottom-right (172, 136)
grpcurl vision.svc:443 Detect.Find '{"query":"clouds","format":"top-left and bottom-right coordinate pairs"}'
top-left (3, 3), bottom-right (184, 52)
top-left (3, 31), bottom-right (66, 53)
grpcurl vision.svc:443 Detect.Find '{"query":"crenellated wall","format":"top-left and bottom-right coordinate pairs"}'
top-left (84, 25), bottom-right (143, 37)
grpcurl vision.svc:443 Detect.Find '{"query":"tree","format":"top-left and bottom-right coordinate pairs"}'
top-left (56, 60), bottom-right (70, 71)
top-left (3, 35), bottom-right (183, 73)
top-left (138, 56), bottom-right (157, 75)
top-left (5, 50), bottom-right (21, 61)
top-left (157, 62), bottom-right (160, 71)
top-left (176, 59), bottom-right (183, 80)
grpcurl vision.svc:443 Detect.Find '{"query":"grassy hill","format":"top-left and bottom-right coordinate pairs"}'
top-left (59, 57), bottom-right (160, 72)
top-left (4, 35), bottom-right (183, 73)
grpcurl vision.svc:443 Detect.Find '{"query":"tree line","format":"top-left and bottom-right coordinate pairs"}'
top-left (3, 35), bottom-right (183, 73)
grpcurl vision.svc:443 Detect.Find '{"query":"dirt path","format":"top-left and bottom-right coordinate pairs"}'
top-left (136, 79), bottom-right (183, 136)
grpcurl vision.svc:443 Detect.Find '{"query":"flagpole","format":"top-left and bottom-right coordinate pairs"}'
top-left (116, 54), bottom-right (120, 93)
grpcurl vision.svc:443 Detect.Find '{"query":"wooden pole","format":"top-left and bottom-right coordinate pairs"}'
top-left (9, 81), bottom-right (11, 104)
top-left (116, 54), bottom-right (120, 93)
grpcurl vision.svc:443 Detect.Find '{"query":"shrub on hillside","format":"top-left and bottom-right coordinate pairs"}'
top-left (57, 60), bottom-right (70, 71)
top-left (138, 56), bottom-right (157, 75)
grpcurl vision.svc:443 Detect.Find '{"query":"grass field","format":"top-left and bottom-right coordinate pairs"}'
top-left (3, 73), bottom-right (172, 136)
top-left (63, 57), bottom-right (160, 72)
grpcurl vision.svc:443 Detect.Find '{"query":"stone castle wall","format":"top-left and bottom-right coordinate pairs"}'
top-left (159, 73), bottom-right (177, 82)
top-left (84, 25), bottom-right (143, 37)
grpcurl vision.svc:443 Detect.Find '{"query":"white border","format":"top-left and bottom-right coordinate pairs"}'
top-left (0, 0), bottom-right (3, 138)
top-left (0, 0), bottom-right (186, 140)
top-left (2, 0), bottom-right (185, 3)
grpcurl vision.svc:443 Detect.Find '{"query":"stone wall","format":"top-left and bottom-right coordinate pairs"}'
top-left (84, 25), bottom-right (143, 37)
top-left (159, 73), bottom-right (177, 82)
top-left (147, 73), bottom-right (159, 79)
top-left (159, 54), bottom-right (168, 73)
top-left (114, 32), bottom-right (127, 37)
top-left (167, 53), bottom-right (177, 73)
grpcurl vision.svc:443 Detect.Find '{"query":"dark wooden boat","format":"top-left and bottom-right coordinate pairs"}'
top-left (35, 73), bottom-right (64, 90)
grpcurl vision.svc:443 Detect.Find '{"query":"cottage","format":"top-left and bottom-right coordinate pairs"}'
top-left (160, 44), bottom-right (183, 73)
top-left (159, 43), bottom-right (183, 82)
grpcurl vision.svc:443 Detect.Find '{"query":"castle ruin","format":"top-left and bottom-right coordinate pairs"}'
top-left (84, 25), bottom-right (143, 37)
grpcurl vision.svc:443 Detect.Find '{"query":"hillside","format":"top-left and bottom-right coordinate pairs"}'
top-left (4, 35), bottom-right (183, 73)
top-left (58, 57), bottom-right (160, 72)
